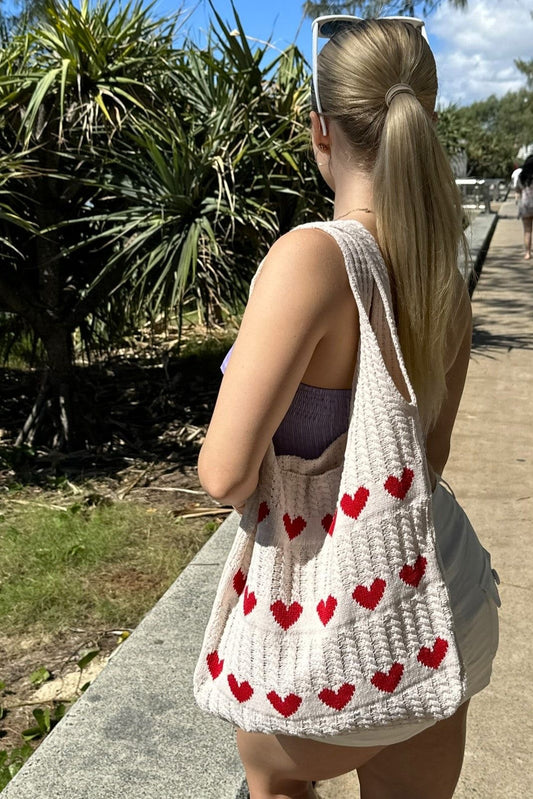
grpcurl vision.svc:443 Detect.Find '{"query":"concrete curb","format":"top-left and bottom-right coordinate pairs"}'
top-left (1, 512), bottom-right (245, 799)
top-left (466, 212), bottom-right (498, 296)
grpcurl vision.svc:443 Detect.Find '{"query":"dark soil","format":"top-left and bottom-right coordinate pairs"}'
top-left (0, 338), bottom-right (228, 484)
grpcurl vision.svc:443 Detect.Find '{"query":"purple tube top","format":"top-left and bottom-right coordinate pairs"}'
top-left (220, 345), bottom-right (351, 459)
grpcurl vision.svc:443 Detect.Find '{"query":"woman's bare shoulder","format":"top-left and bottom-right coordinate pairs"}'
top-left (255, 227), bottom-right (350, 303)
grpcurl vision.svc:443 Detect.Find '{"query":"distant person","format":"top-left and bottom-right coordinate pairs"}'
top-left (516, 155), bottom-right (533, 259)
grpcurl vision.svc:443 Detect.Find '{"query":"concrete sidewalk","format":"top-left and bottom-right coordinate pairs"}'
top-left (317, 199), bottom-right (533, 798)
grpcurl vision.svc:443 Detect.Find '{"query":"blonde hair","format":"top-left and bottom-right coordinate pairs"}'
top-left (315, 20), bottom-right (467, 430)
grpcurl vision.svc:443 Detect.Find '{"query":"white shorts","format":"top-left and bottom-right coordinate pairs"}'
top-left (299, 481), bottom-right (501, 747)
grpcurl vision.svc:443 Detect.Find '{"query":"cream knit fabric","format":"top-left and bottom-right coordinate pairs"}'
top-left (193, 220), bottom-right (466, 736)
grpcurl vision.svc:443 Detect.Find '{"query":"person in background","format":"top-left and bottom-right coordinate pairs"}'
top-left (516, 155), bottom-right (533, 259)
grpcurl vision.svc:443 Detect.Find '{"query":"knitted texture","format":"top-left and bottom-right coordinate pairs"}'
top-left (193, 220), bottom-right (466, 736)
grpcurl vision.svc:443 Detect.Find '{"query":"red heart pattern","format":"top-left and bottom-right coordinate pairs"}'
top-left (321, 513), bottom-right (333, 533)
top-left (270, 600), bottom-right (303, 630)
top-left (233, 568), bottom-right (246, 597)
top-left (283, 513), bottom-right (307, 540)
top-left (318, 683), bottom-right (355, 711)
top-left (258, 501), bottom-right (270, 523)
top-left (243, 586), bottom-right (257, 616)
top-left (206, 650), bottom-right (223, 680)
top-left (340, 487), bottom-right (370, 520)
top-left (399, 554), bottom-right (427, 588)
top-left (353, 578), bottom-right (386, 610)
top-left (267, 691), bottom-right (302, 718)
top-left (221, 464), bottom-right (449, 716)
top-left (371, 663), bottom-right (404, 693)
top-left (316, 595), bottom-right (337, 626)
top-left (417, 637), bottom-right (448, 670)
top-left (227, 674), bottom-right (253, 703)
top-left (328, 510), bottom-right (338, 536)
top-left (384, 467), bottom-right (414, 500)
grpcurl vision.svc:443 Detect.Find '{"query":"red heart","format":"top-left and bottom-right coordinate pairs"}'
top-left (283, 513), bottom-right (307, 540)
top-left (353, 578), bottom-right (386, 610)
top-left (384, 467), bottom-right (414, 500)
top-left (340, 487), bottom-right (370, 520)
top-left (243, 586), bottom-right (257, 616)
top-left (371, 663), bottom-right (404, 693)
top-left (321, 513), bottom-right (332, 532)
top-left (267, 691), bottom-right (302, 718)
top-left (227, 674), bottom-right (253, 703)
top-left (258, 501), bottom-right (270, 523)
top-left (318, 683), bottom-right (355, 711)
top-left (270, 600), bottom-right (303, 630)
top-left (322, 511), bottom-right (337, 536)
top-left (316, 595), bottom-right (337, 626)
top-left (417, 637), bottom-right (449, 670)
top-left (233, 568), bottom-right (247, 596)
top-left (399, 555), bottom-right (427, 588)
top-left (206, 650), bottom-right (224, 680)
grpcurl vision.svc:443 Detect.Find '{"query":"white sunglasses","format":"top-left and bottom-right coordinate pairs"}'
top-left (312, 15), bottom-right (429, 135)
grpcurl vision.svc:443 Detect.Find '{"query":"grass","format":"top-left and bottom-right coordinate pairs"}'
top-left (0, 499), bottom-right (214, 636)
top-left (179, 327), bottom-right (237, 359)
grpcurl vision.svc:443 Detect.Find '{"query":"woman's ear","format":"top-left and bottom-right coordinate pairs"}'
top-left (309, 111), bottom-right (335, 191)
top-left (310, 111), bottom-right (330, 153)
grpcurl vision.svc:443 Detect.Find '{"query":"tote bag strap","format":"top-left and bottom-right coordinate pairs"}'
top-left (295, 219), bottom-right (418, 408)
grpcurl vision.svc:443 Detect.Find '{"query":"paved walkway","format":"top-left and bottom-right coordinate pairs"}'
top-left (316, 199), bottom-right (533, 799)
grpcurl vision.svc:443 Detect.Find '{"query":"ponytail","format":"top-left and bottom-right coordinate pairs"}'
top-left (374, 91), bottom-right (466, 429)
top-left (315, 19), bottom-right (467, 430)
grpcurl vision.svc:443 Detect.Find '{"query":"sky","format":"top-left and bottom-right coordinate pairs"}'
top-left (167, 0), bottom-right (533, 107)
top-left (3, 0), bottom-right (532, 106)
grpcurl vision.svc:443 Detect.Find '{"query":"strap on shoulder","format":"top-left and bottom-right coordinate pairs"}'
top-left (295, 220), bottom-right (417, 407)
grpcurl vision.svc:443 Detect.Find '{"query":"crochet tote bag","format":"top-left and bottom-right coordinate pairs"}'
top-left (193, 219), bottom-right (466, 737)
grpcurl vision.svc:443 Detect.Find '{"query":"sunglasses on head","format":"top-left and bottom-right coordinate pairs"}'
top-left (312, 15), bottom-right (428, 135)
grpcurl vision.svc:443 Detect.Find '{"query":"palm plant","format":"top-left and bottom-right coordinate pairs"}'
top-left (92, 9), bottom-right (328, 328)
top-left (0, 0), bottom-right (188, 448)
top-left (0, 0), bottom-right (330, 451)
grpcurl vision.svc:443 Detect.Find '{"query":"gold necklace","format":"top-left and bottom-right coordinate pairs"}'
top-left (334, 208), bottom-right (374, 220)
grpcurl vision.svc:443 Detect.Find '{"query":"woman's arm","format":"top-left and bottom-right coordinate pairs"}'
top-left (198, 229), bottom-right (349, 508)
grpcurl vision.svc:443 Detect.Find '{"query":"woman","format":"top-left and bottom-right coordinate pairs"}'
top-left (197, 18), bottom-right (499, 799)
top-left (516, 154), bottom-right (533, 259)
